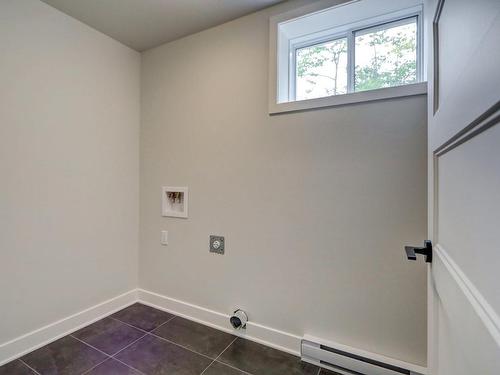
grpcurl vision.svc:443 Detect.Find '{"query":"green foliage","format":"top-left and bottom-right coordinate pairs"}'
top-left (296, 39), bottom-right (347, 96)
top-left (295, 24), bottom-right (417, 96)
top-left (354, 28), bottom-right (417, 92)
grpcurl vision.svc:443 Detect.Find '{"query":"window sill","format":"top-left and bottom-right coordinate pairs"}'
top-left (268, 82), bottom-right (427, 115)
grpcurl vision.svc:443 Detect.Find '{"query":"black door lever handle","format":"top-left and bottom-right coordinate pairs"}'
top-left (405, 240), bottom-right (432, 263)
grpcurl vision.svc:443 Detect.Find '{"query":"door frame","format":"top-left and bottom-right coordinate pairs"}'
top-left (426, 0), bottom-right (500, 373)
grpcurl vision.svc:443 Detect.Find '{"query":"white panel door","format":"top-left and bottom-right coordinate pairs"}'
top-left (425, 0), bottom-right (500, 374)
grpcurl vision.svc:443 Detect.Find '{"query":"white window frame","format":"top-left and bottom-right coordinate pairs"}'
top-left (269, 0), bottom-right (427, 115)
top-left (290, 33), bottom-right (349, 101)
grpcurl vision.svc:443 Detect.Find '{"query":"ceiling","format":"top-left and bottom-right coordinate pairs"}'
top-left (40, 0), bottom-right (285, 51)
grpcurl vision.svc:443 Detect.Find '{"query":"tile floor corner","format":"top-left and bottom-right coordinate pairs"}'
top-left (0, 303), bottom-right (341, 375)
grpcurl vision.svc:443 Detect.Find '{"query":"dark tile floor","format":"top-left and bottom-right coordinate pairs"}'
top-left (0, 303), bottom-right (340, 375)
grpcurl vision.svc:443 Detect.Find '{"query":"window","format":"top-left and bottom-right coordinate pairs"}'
top-left (295, 37), bottom-right (349, 100)
top-left (270, 0), bottom-right (426, 114)
top-left (354, 18), bottom-right (418, 92)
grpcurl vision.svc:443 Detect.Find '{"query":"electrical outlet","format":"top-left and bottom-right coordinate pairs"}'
top-left (209, 235), bottom-right (224, 254)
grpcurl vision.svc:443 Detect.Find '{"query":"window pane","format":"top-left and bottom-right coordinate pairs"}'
top-left (354, 18), bottom-right (417, 92)
top-left (296, 38), bottom-right (348, 100)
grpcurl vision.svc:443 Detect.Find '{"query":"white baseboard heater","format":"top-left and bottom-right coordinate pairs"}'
top-left (301, 335), bottom-right (425, 375)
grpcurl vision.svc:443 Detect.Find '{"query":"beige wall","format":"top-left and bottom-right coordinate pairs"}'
top-left (140, 0), bottom-right (428, 366)
top-left (0, 0), bottom-right (140, 343)
top-left (0, 0), bottom-right (428, 366)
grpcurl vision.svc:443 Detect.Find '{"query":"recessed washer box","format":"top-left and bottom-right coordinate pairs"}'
top-left (162, 186), bottom-right (188, 218)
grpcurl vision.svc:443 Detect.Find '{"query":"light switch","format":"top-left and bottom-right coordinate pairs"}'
top-left (161, 230), bottom-right (168, 245)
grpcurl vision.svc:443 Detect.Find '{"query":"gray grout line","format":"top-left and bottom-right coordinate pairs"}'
top-left (106, 315), bottom-right (257, 375)
top-left (108, 316), bottom-right (150, 334)
top-left (108, 314), bottom-right (176, 335)
top-left (88, 316), bottom-right (220, 367)
top-left (107, 314), bottom-right (213, 361)
top-left (80, 357), bottom-right (110, 375)
top-left (74, 312), bottom-right (176, 375)
top-left (107, 315), bottom-right (220, 362)
top-left (68, 335), bottom-right (112, 375)
top-left (199, 360), bottom-right (215, 375)
top-left (153, 315), bottom-right (177, 330)
top-left (70, 315), bottom-right (152, 375)
top-left (70, 335), bottom-right (111, 357)
top-left (7, 305), bottom-right (309, 375)
top-left (71, 335), bottom-right (148, 375)
top-left (112, 357), bottom-right (148, 375)
top-left (148, 331), bottom-right (215, 361)
top-left (14, 306), bottom-right (302, 375)
top-left (199, 336), bottom-right (238, 375)
top-left (110, 333), bottom-right (148, 357)
top-left (215, 337), bottom-right (238, 362)
top-left (19, 359), bottom-right (42, 375)
top-left (109, 313), bottom-right (255, 375)
top-left (210, 337), bottom-right (257, 375)
top-left (213, 360), bottom-right (254, 375)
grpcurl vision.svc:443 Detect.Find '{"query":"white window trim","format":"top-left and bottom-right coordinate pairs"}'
top-left (270, 82), bottom-right (427, 114)
top-left (268, 0), bottom-right (428, 115)
top-left (289, 32), bottom-right (349, 101)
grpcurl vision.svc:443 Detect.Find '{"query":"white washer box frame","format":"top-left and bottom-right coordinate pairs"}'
top-left (162, 186), bottom-right (188, 218)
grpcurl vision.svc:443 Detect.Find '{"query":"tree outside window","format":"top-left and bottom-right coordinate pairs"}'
top-left (295, 18), bottom-right (417, 100)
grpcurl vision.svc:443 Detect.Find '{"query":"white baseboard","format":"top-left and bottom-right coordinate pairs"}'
top-left (0, 287), bottom-right (300, 367)
top-left (0, 286), bottom-right (429, 374)
top-left (137, 288), bottom-right (302, 356)
top-left (0, 289), bottom-right (137, 366)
